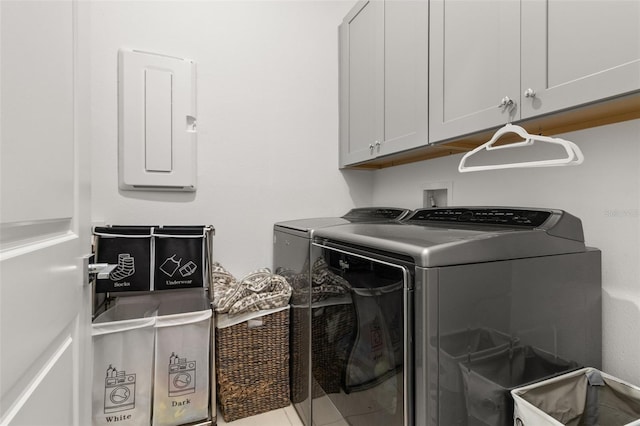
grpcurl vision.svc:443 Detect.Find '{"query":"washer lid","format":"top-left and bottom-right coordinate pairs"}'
top-left (273, 207), bottom-right (412, 237)
top-left (274, 217), bottom-right (352, 238)
top-left (313, 207), bottom-right (587, 267)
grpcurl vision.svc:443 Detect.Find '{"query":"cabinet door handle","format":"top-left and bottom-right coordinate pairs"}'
top-left (368, 141), bottom-right (380, 154)
top-left (524, 88), bottom-right (536, 98)
top-left (497, 96), bottom-right (514, 109)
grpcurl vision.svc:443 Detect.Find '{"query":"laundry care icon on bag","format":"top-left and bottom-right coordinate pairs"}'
top-left (104, 364), bottom-right (136, 414)
top-left (179, 261), bottom-right (197, 277)
top-left (109, 253), bottom-right (136, 281)
top-left (160, 255), bottom-right (197, 278)
top-left (160, 255), bottom-right (181, 277)
top-left (168, 352), bottom-right (196, 397)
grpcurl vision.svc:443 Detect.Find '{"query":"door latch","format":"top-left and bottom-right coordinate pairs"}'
top-left (84, 254), bottom-right (116, 285)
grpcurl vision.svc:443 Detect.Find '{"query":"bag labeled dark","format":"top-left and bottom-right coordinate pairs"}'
top-left (153, 227), bottom-right (207, 291)
top-left (94, 226), bottom-right (153, 293)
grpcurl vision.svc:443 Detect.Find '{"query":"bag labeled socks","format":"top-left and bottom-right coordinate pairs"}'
top-left (94, 226), bottom-right (153, 293)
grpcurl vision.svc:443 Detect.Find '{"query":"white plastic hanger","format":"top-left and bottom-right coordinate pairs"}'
top-left (458, 123), bottom-right (584, 173)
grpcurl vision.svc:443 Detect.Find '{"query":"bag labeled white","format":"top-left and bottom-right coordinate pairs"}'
top-left (92, 300), bottom-right (157, 426)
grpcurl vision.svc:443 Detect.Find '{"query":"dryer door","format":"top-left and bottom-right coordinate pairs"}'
top-left (309, 242), bottom-right (412, 426)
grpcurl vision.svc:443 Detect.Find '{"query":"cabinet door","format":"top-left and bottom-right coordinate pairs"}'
top-left (339, 0), bottom-right (384, 167)
top-left (521, 0), bottom-right (640, 118)
top-left (379, 0), bottom-right (428, 157)
top-left (429, 0), bottom-right (520, 143)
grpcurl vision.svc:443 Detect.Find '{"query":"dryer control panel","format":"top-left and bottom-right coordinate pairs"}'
top-left (343, 207), bottom-right (412, 222)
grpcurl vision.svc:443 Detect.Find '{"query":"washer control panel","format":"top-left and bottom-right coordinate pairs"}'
top-left (407, 208), bottom-right (552, 227)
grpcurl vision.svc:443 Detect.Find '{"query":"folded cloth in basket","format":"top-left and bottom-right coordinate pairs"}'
top-left (212, 263), bottom-right (292, 315)
top-left (211, 262), bottom-right (237, 309)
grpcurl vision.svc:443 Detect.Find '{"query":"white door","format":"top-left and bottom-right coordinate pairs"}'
top-left (0, 1), bottom-right (91, 425)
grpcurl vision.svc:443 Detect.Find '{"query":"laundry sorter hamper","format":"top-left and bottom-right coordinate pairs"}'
top-left (92, 299), bottom-right (158, 426)
top-left (91, 225), bottom-right (216, 426)
top-left (215, 306), bottom-right (290, 422)
top-left (512, 367), bottom-right (640, 426)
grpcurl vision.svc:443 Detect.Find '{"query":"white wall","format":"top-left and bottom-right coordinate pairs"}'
top-left (371, 119), bottom-right (640, 384)
top-left (90, 1), bottom-right (371, 277)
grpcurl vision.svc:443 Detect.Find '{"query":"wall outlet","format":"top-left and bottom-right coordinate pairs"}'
top-left (422, 182), bottom-right (452, 208)
top-left (424, 188), bottom-right (448, 208)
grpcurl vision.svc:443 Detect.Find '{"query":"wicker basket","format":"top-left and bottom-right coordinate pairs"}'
top-left (215, 308), bottom-right (290, 422)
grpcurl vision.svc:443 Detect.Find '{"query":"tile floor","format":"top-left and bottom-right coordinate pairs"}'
top-left (216, 405), bottom-right (303, 426)
top-left (214, 373), bottom-right (401, 426)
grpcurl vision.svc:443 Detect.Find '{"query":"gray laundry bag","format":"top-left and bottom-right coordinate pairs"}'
top-left (512, 367), bottom-right (640, 426)
top-left (92, 299), bottom-right (157, 426)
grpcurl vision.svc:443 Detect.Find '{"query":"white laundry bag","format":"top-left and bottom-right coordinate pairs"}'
top-left (152, 290), bottom-right (212, 426)
top-left (512, 367), bottom-right (640, 426)
top-left (92, 299), bottom-right (157, 426)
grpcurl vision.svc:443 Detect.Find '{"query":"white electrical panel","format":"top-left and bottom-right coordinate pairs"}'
top-left (118, 49), bottom-right (197, 191)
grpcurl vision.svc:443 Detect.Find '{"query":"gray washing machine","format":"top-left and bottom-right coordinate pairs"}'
top-left (308, 207), bottom-right (601, 426)
top-left (273, 207), bottom-right (412, 426)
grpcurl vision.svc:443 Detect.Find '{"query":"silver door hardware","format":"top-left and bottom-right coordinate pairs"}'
top-left (88, 262), bottom-right (117, 279)
top-left (524, 88), bottom-right (536, 98)
top-left (498, 96), bottom-right (514, 109)
top-left (84, 254), bottom-right (117, 285)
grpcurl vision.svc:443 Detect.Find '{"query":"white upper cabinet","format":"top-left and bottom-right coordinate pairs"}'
top-left (340, 0), bottom-right (428, 167)
top-left (430, 0), bottom-right (640, 144)
top-left (429, 0), bottom-right (520, 142)
top-left (521, 0), bottom-right (640, 118)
